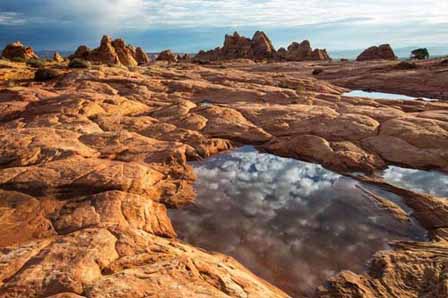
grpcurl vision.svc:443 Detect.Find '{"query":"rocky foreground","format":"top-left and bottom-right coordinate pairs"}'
top-left (0, 55), bottom-right (448, 298)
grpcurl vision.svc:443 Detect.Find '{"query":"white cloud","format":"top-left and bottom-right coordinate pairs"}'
top-left (10, 0), bottom-right (448, 29)
top-left (0, 12), bottom-right (25, 26)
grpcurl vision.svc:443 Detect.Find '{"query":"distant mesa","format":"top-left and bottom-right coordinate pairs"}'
top-left (1, 41), bottom-right (39, 61)
top-left (356, 44), bottom-right (397, 61)
top-left (156, 49), bottom-right (178, 62)
top-left (193, 31), bottom-right (331, 63)
top-left (69, 35), bottom-right (151, 66)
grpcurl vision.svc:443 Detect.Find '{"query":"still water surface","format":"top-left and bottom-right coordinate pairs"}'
top-left (169, 146), bottom-right (426, 297)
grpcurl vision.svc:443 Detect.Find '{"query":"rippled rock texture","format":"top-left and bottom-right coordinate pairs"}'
top-left (0, 58), bottom-right (448, 297)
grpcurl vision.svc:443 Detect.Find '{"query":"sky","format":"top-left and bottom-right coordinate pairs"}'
top-left (0, 0), bottom-right (447, 56)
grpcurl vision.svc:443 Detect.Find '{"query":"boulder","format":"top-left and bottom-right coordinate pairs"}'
top-left (357, 44), bottom-right (397, 61)
top-left (135, 47), bottom-right (151, 65)
top-left (34, 68), bottom-right (62, 81)
top-left (70, 45), bottom-right (90, 60)
top-left (53, 52), bottom-right (65, 63)
top-left (250, 31), bottom-right (275, 60)
top-left (156, 50), bottom-right (178, 62)
top-left (1, 41), bottom-right (39, 60)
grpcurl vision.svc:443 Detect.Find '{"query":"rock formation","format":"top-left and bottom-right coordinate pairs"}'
top-left (194, 31), bottom-right (275, 62)
top-left (357, 44), bottom-right (397, 61)
top-left (135, 47), bottom-right (151, 65)
top-left (194, 32), bottom-right (330, 63)
top-left (1, 41), bottom-right (39, 60)
top-left (53, 52), bottom-right (65, 63)
top-left (276, 40), bottom-right (331, 61)
top-left (156, 50), bottom-right (178, 62)
top-left (0, 54), bottom-right (448, 297)
top-left (70, 36), bottom-right (147, 67)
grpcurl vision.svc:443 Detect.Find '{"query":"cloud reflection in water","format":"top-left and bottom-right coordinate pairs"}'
top-left (170, 146), bottom-right (425, 297)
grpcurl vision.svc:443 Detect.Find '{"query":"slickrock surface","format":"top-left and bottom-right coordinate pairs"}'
top-left (0, 59), bottom-right (448, 297)
top-left (1, 41), bottom-right (39, 60)
top-left (70, 36), bottom-right (147, 67)
top-left (356, 44), bottom-right (397, 61)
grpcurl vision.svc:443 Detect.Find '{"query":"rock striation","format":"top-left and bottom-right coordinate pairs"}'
top-left (194, 32), bottom-right (330, 63)
top-left (70, 36), bottom-right (149, 66)
top-left (1, 41), bottom-right (39, 60)
top-left (357, 44), bottom-right (397, 61)
top-left (0, 56), bottom-right (448, 297)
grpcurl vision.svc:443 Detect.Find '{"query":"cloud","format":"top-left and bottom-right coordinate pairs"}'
top-left (0, 12), bottom-right (25, 26)
top-left (2, 0), bottom-right (448, 30)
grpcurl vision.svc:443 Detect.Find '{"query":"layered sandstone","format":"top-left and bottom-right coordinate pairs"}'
top-left (1, 41), bottom-right (39, 60)
top-left (276, 40), bottom-right (331, 61)
top-left (0, 57), bottom-right (448, 297)
top-left (70, 36), bottom-right (148, 67)
top-left (156, 50), bottom-right (178, 62)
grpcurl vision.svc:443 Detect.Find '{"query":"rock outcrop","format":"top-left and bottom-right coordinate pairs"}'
top-left (53, 52), bottom-right (65, 63)
top-left (194, 32), bottom-right (329, 63)
top-left (1, 41), bottom-right (39, 60)
top-left (276, 40), bottom-right (331, 61)
top-left (135, 47), bottom-right (151, 65)
top-left (156, 50), bottom-right (178, 62)
top-left (194, 31), bottom-right (275, 62)
top-left (0, 57), bottom-right (448, 297)
top-left (357, 44), bottom-right (397, 61)
top-left (70, 36), bottom-right (147, 67)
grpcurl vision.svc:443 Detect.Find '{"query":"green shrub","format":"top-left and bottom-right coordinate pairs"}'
top-left (26, 58), bottom-right (45, 68)
top-left (68, 58), bottom-right (91, 69)
top-left (10, 56), bottom-right (25, 63)
top-left (34, 68), bottom-right (61, 81)
top-left (411, 48), bottom-right (430, 60)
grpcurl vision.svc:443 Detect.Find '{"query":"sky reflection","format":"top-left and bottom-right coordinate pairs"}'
top-left (169, 146), bottom-right (425, 297)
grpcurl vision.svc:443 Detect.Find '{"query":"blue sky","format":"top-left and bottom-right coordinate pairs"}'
top-left (0, 0), bottom-right (447, 55)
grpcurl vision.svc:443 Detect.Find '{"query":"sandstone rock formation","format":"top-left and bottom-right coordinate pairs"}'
top-left (357, 44), bottom-right (397, 61)
top-left (1, 41), bottom-right (39, 60)
top-left (0, 58), bottom-right (448, 297)
top-left (53, 52), bottom-right (65, 63)
top-left (70, 36), bottom-right (147, 67)
top-left (194, 32), bottom-right (330, 63)
top-left (156, 50), bottom-right (178, 62)
top-left (194, 31), bottom-right (275, 62)
top-left (135, 47), bottom-right (150, 65)
top-left (276, 40), bottom-right (331, 61)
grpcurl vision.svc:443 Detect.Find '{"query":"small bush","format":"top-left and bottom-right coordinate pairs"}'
top-left (10, 56), bottom-right (26, 63)
top-left (26, 59), bottom-right (45, 68)
top-left (69, 58), bottom-right (91, 69)
top-left (34, 68), bottom-right (61, 81)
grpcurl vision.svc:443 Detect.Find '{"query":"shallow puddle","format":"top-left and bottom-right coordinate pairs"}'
top-left (169, 146), bottom-right (426, 297)
top-left (344, 90), bottom-right (438, 101)
top-left (383, 166), bottom-right (448, 197)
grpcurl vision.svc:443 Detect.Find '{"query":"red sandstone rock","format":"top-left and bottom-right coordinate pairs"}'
top-left (70, 36), bottom-right (147, 67)
top-left (1, 41), bottom-right (39, 60)
top-left (135, 47), bottom-right (150, 65)
top-left (156, 50), bottom-right (178, 62)
top-left (0, 58), bottom-right (447, 297)
top-left (357, 44), bottom-right (397, 61)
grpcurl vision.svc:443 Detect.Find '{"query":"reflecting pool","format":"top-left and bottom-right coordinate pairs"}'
top-left (344, 90), bottom-right (438, 101)
top-left (169, 146), bottom-right (426, 297)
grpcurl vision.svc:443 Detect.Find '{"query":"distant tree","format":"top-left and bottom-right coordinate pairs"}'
top-left (411, 48), bottom-right (430, 60)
